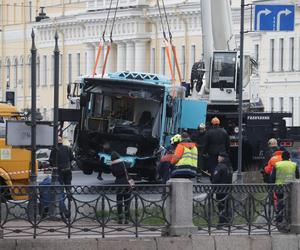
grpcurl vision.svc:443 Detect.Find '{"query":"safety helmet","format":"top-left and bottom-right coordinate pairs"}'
top-left (268, 138), bottom-right (278, 147)
top-left (211, 117), bottom-right (220, 125)
top-left (171, 134), bottom-right (182, 144)
top-left (199, 123), bottom-right (206, 129)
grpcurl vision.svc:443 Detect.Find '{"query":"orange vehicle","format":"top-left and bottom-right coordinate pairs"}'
top-left (0, 103), bottom-right (34, 200)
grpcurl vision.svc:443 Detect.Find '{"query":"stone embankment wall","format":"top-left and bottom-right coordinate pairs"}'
top-left (1, 235), bottom-right (299, 250)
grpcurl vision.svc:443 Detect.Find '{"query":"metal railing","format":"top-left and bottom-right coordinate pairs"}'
top-left (0, 184), bottom-right (169, 238)
top-left (193, 184), bottom-right (292, 235)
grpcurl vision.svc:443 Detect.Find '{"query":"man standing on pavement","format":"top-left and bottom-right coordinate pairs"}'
top-left (203, 117), bottom-right (230, 179)
top-left (191, 123), bottom-right (207, 172)
top-left (211, 152), bottom-right (233, 226)
top-left (49, 136), bottom-right (75, 186)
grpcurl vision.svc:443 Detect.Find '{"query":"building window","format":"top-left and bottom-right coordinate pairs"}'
top-left (150, 48), bottom-right (155, 73)
top-left (190, 45), bottom-right (196, 70)
top-left (6, 58), bottom-right (11, 89)
top-left (77, 53), bottom-right (81, 76)
top-left (270, 97), bottom-right (274, 112)
top-left (254, 44), bottom-right (259, 64)
top-left (279, 38), bottom-right (284, 71)
top-left (85, 52), bottom-right (87, 74)
top-left (270, 39), bottom-right (275, 72)
top-left (181, 45), bottom-right (185, 81)
top-left (13, 58), bottom-right (18, 88)
top-left (161, 47), bottom-right (165, 75)
top-left (28, 56), bottom-right (31, 87)
top-left (289, 37), bottom-right (294, 71)
top-left (37, 56), bottom-right (40, 86)
top-left (60, 54), bottom-right (62, 85)
top-left (43, 55), bottom-right (47, 86)
top-left (279, 97), bottom-right (284, 112)
top-left (29, 1), bottom-right (32, 22)
top-left (289, 97), bottom-right (294, 126)
top-left (68, 54), bottom-right (72, 83)
top-left (19, 57), bottom-right (23, 87)
top-left (51, 55), bottom-right (54, 85)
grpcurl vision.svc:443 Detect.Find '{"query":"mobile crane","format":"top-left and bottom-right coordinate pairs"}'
top-left (190, 0), bottom-right (296, 172)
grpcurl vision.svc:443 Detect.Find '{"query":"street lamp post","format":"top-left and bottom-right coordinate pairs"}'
top-left (49, 32), bottom-right (60, 217)
top-left (237, 0), bottom-right (245, 183)
top-left (30, 29), bottom-right (37, 185)
top-left (51, 31), bottom-right (60, 184)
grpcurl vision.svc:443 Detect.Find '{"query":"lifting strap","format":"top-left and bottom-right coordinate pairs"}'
top-left (161, 0), bottom-right (183, 83)
top-left (92, 0), bottom-right (114, 77)
top-left (156, 0), bottom-right (175, 84)
top-left (101, 0), bottom-right (119, 77)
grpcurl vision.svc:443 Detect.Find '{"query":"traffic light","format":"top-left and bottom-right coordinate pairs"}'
top-left (6, 91), bottom-right (15, 106)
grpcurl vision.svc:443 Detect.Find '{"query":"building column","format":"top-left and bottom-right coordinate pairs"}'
top-left (117, 43), bottom-right (126, 71)
top-left (134, 39), bottom-right (149, 72)
top-left (126, 42), bottom-right (135, 71)
top-left (85, 43), bottom-right (95, 76)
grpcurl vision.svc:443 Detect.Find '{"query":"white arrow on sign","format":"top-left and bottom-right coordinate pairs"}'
top-left (276, 8), bottom-right (292, 31)
top-left (256, 8), bottom-right (272, 31)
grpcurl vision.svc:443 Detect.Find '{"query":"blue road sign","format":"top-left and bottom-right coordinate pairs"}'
top-left (254, 5), bottom-right (295, 31)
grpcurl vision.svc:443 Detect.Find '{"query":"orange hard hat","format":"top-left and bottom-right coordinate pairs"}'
top-left (211, 117), bottom-right (220, 125)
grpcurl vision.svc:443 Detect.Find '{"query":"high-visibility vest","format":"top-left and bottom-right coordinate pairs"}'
top-left (275, 160), bottom-right (296, 185)
top-left (176, 145), bottom-right (198, 168)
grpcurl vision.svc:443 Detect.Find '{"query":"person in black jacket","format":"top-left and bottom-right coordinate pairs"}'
top-left (110, 151), bottom-right (131, 224)
top-left (211, 152), bottom-right (233, 226)
top-left (49, 136), bottom-right (75, 187)
top-left (191, 123), bottom-right (207, 172)
top-left (203, 117), bottom-right (230, 179)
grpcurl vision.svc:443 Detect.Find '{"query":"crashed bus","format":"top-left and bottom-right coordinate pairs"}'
top-left (66, 72), bottom-right (207, 180)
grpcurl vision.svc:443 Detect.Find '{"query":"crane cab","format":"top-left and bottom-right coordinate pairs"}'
top-left (209, 51), bottom-right (238, 103)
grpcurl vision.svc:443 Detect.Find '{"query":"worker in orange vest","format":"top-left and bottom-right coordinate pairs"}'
top-left (170, 132), bottom-right (198, 179)
top-left (263, 149), bottom-right (284, 183)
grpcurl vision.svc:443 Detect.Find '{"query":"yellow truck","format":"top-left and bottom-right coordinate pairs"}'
top-left (0, 103), bottom-right (33, 200)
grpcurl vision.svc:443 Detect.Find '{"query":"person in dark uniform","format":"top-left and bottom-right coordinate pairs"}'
top-left (203, 117), bottom-right (230, 179)
top-left (191, 123), bottom-right (207, 172)
top-left (110, 151), bottom-right (132, 224)
top-left (211, 152), bottom-right (233, 226)
top-left (49, 136), bottom-right (75, 187)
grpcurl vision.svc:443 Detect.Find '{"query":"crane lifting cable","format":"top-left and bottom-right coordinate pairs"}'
top-left (102, 0), bottom-right (119, 77)
top-left (156, 0), bottom-right (175, 83)
top-left (161, 0), bottom-right (183, 84)
top-left (92, 0), bottom-right (114, 77)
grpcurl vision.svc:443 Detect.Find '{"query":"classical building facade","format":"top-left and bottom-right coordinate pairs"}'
top-left (1, 0), bottom-right (300, 126)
